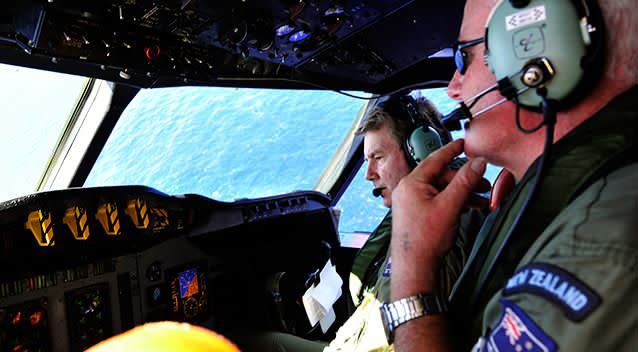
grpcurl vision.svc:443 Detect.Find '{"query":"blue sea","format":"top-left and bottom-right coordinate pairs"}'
top-left (84, 87), bottom-right (498, 234)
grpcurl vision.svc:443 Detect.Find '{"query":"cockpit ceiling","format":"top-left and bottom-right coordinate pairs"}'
top-left (0, 0), bottom-right (464, 93)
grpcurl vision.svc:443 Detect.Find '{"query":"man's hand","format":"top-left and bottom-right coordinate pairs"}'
top-left (389, 139), bottom-right (487, 352)
top-left (391, 139), bottom-right (487, 297)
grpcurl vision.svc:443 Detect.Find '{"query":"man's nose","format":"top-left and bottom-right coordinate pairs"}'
top-left (447, 70), bottom-right (463, 101)
top-left (365, 163), bottom-right (376, 181)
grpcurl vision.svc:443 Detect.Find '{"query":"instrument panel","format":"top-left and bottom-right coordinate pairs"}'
top-left (0, 186), bottom-right (340, 351)
top-left (1, 0), bottom-right (464, 92)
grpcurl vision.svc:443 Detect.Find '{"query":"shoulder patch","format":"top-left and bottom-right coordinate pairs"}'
top-left (487, 299), bottom-right (557, 352)
top-left (502, 262), bottom-right (601, 321)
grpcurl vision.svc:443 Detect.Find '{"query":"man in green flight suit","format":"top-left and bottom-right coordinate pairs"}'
top-left (239, 96), bottom-right (485, 352)
top-left (385, 0), bottom-right (637, 351)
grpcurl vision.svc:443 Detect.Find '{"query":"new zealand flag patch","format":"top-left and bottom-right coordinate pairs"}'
top-left (487, 299), bottom-right (557, 352)
top-left (502, 262), bottom-right (601, 321)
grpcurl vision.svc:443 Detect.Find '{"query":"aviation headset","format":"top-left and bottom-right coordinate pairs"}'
top-left (375, 94), bottom-right (452, 168)
top-left (459, 0), bottom-right (607, 309)
top-left (484, 0), bottom-right (605, 110)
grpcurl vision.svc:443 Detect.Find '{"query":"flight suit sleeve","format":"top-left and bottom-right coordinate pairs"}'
top-left (476, 166), bottom-right (638, 352)
top-left (478, 254), bottom-right (638, 352)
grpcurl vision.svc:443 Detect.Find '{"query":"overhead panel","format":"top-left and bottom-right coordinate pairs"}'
top-left (1, 0), bottom-right (464, 92)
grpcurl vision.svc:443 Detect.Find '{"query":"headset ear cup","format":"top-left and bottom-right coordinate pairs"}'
top-left (405, 127), bottom-right (443, 166)
top-left (485, 0), bottom-right (602, 109)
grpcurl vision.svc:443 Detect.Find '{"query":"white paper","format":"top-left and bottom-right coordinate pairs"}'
top-left (319, 307), bottom-right (336, 333)
top-left (302, 259), bottom-right (343, 330)
top-left (302, 285), bottom-right (322, 326)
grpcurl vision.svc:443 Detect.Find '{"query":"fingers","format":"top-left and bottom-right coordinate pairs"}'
top-left (439, 157), bottom-right (488, 214)
top-left (437, 169), bottom-right (491, 193)
top-left (466, 193), bottom-right (490, 209)
top-left (412, 139), bottom-right (465, 184)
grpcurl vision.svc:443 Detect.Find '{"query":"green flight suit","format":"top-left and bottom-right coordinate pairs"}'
top-left (325, 209), bottom-right (483, 352)
top-left (450, 86), bottom-right (638, 351)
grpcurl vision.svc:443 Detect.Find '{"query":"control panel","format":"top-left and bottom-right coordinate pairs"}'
top-left (0, 186), bottom-right (340, 351)
top-left (1, 0), bottom-right (463, 91)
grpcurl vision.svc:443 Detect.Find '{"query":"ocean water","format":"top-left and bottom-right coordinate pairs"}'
top-left (84, 87), bottom-right (496, 233)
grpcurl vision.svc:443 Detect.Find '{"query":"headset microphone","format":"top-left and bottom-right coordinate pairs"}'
top-left (457, 0), bottom-right (605, 312)
top-left (372, 187), bottom-right (384, 197)
top-left (442, 83), bottom-right (531, 131)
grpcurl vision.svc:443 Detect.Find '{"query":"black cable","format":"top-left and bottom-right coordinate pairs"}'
top-left (382, 80), bottom-right (450, 97)
top-left (470, 88), bottom-right (556, 308)
top-left (216, 76), bottom-right (449, 100)
top-left (515, 96), bottom-right (546, 133)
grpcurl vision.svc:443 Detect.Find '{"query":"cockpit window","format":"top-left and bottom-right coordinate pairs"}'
top-left (84, 87), bottom-right (364, 201)
top-left (0, 64), bottom-right (87, 202)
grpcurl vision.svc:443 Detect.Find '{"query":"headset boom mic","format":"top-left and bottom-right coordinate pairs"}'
top-left (442, 103), bottom-right (472, 131)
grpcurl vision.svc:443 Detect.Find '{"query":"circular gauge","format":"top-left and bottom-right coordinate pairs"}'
top-left (183, 297), bottom-right (199, 318)
top-left (146, 261), bottom-right (162, 282)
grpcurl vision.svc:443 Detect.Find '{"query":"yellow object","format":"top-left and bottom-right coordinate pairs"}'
top-left (151, 207), bottom-right (170, 228)
top-left (324, 292), bottom-right (393, 352)
top-left (87, 322), bottom-right (240, 352)
top-left (25, 210), bottom-right (55, 246)
top-left (63, 206), bottom-right (90, 240)
top-left (96, 202), bottom-right (121, 235)
top-left (126, 198), bottom-right (150, 229)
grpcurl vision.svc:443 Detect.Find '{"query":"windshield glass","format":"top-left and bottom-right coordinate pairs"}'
top-left (0, 64), bottom-right (87, 202)
top-left (84, 87), bottom-right (365, 200)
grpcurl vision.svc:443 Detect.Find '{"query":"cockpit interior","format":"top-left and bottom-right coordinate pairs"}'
top-left (0, 1), bottom-right (467, 350)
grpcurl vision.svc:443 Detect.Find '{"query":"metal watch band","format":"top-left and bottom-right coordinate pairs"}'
top-left (380, 293), bottom-right (448, 343)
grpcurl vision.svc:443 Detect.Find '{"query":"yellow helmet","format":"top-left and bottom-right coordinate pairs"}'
top-left (87, 321), bottom-right (239, 352)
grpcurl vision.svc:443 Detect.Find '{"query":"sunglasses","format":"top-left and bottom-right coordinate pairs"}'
top-left (454, 38), bottom-right (484, 75)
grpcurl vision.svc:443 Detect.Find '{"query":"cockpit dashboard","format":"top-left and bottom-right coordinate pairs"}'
top-left (0, 186), bottom-right (341, 351)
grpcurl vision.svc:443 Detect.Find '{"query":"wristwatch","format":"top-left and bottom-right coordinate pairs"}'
top-left (379, 293), bottom-right (448, 343)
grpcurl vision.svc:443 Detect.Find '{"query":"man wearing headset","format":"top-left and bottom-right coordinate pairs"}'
top-left (238, 96), bottom-right (485, 352)
top-left (384, 0), bottom-right (637, 351)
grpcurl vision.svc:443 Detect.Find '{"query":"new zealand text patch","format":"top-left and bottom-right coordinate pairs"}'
top-left (502, 262), bottom-right (601, 321)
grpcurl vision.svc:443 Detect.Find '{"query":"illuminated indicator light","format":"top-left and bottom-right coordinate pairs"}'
top-left (151, 208), bottom-right (170, 228)
top-left (144, 45), bottom-right (161, 60)
top-left (25, 210), bottom-right (55, 247)
top-left (289, 30), bottom-right (311, 43)
top-left (64, 206), bottom-right (91, 240)
top-left (96, 202), bottom-right (121, 235)
top-left (12, 311), bottom-right (21, 325)
top-left (324, 7), bottom-right (345, 16)
top-left (30, 310), bottom-right (44, 326)
top-left (276, 24), bottom-right (296, 36)
top-left (126, 198), bottom-right (150, 229)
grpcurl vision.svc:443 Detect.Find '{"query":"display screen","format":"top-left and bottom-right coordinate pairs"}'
top-left (178, 268), bottom-right (199, 298)
top-left (0, 299), bottom-right (50, 352)
top-left (65, 284), bottom-right (112, 352)
top-left (167, 263), bottom-right (208, 322)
